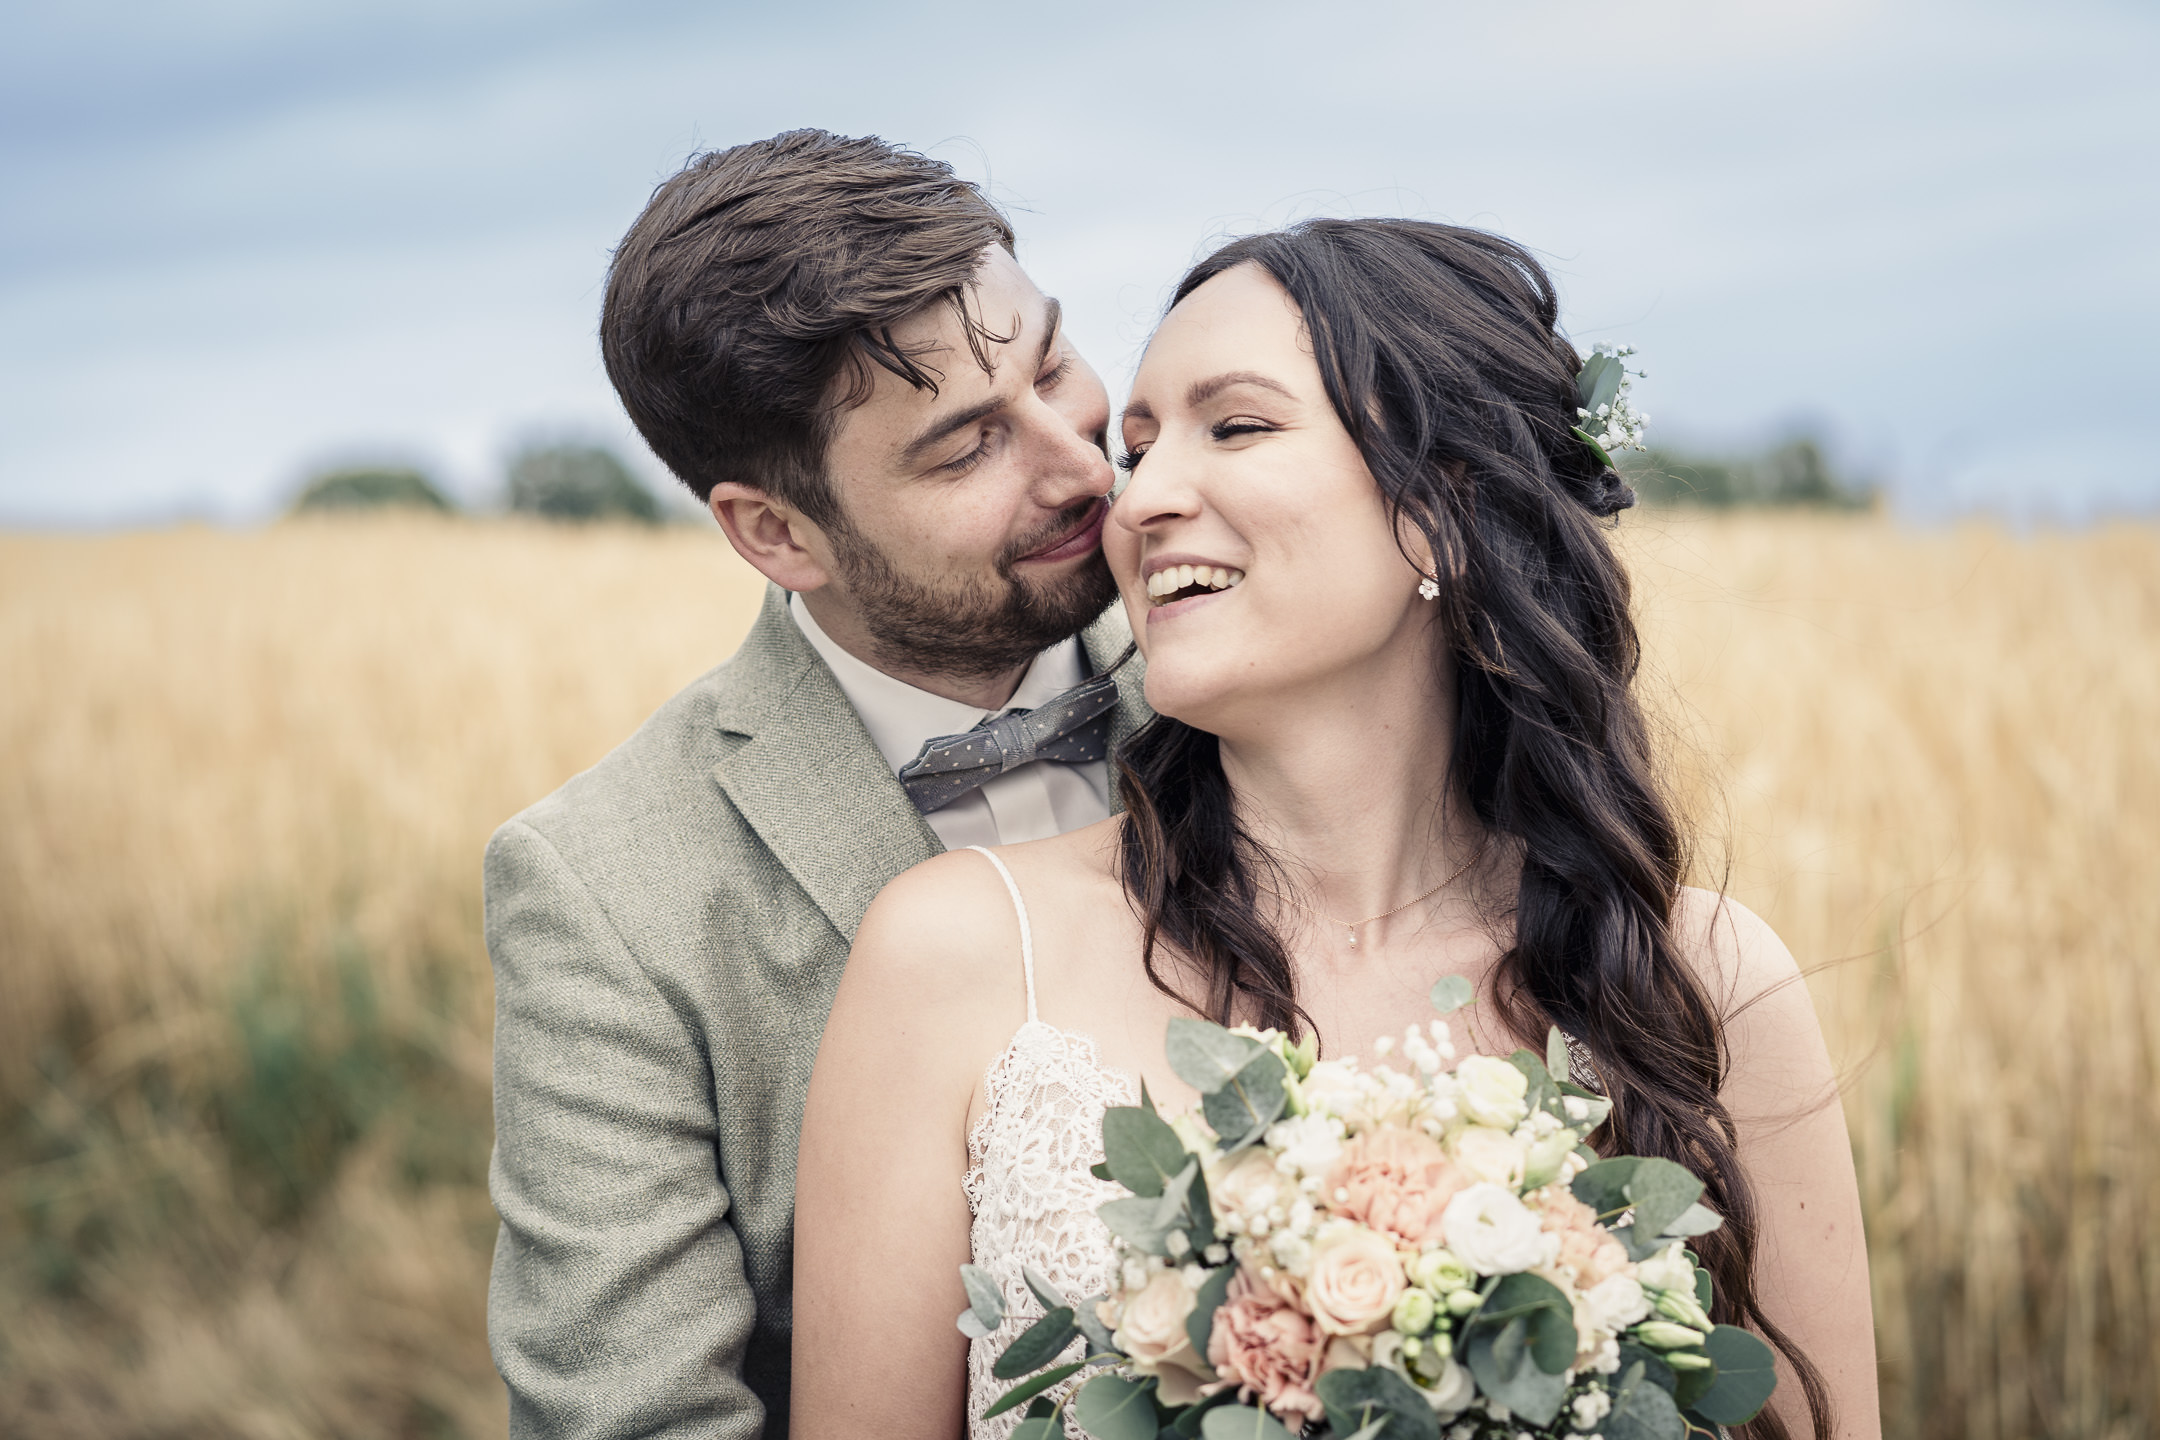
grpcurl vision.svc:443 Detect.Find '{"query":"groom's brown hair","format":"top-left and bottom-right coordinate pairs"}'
top-left (600, 129), bottom-right (1014, 525)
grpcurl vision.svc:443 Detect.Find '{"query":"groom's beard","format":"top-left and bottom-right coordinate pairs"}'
top-left (830, 499), bottom-right (1119, 684)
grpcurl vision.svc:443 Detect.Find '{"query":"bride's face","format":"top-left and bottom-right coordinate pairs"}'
top-left (1108, 262), bottom-right (1437, 732)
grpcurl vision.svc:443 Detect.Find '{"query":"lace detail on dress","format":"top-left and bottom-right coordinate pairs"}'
top-left (962, 1019), bottom-right (1135, 1439)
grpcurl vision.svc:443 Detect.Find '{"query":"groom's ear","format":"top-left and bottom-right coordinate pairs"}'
top-left (709, 482), bottom-right (837, 593)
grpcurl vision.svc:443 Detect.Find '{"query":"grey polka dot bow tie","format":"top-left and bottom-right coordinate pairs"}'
top-left (896, 670), bottom-right (1121, 815)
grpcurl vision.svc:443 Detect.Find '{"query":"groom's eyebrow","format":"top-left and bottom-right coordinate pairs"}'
top-left (897, 296), bottom-right (1062, 467)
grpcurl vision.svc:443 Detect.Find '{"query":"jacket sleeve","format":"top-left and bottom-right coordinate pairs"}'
top-left (484, 818), bottom-right (764, 1440)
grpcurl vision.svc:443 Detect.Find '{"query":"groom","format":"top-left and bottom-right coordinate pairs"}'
top-left (484, 129), bottom-right (1147, 1439)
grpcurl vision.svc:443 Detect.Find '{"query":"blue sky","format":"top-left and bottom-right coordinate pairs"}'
top-left (3, 0), bottom-right (2154, 524)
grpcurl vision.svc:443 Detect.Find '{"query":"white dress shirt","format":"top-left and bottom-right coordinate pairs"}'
top-left (789, 593), bottom-right (1112, 850)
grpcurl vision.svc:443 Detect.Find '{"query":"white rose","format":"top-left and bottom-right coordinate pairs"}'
top-left (1264, 1113), bottom-right (1345, 1179)
top-left (1298, 1059), bottom-right (1366, 1124)
top-left (1578, 1274), bottom-right (1652, 1335)
top-left (1451, 1125), bottom-right (1527, 1188)
top-left (1207, 1146), bottom-right (1282, 1229)
top-left (1113, 1267), bottom-right (1198, 1369)
top-left (1635, 1241), bottom-right (1695, 1295)
top-left (1441, 1182), bottom-right (1547, 1275)
top-left (1454, 1055), bottom-right (1530, 1130)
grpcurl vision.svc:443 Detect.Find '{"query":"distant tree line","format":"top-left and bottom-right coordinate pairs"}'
top-left (289, 442), bottom-right (673, 522)
top-left (1618, 435), bottom-right (1875, 510)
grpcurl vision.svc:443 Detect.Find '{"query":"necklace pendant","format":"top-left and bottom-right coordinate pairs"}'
top-left (1346, 927), bottom-right (1359, 949)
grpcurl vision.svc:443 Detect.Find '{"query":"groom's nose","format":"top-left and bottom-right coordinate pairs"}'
top-left (1023, 390), bottom-right (1115, 510)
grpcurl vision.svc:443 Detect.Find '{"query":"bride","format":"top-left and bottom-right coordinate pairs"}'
top-left (792, 219), bottom-right (1878, 1440)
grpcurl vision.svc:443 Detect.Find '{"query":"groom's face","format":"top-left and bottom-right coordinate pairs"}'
top-left (805, 248), bottom-right (1119, 683)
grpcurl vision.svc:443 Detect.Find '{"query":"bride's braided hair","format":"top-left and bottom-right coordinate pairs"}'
top-left (1114, 218), bottom-right (1829, 1440)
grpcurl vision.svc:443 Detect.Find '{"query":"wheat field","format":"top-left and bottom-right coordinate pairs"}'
top-left (1, 513), bottom-right (2154, 1439)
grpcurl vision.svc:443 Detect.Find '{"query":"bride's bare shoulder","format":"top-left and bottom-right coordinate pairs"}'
top-left (1668, 886), bottom-right (1807, 1007)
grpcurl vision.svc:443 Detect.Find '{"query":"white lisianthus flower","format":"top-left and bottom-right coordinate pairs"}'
top-left (1454, 1055), bottom-right (1531, 1130)
top-left (1635, 1241), bottom-right (1696, 1295)
top-left (1425, 1356), bottom-right (1476, 1417)
top-left (1264, 1113), bottom-right (1345, 1179)
top-left (1578, 1274), bottom-right (1652, 1335)
top-left (1441, 1182), bottom-right (1547, 1275)
top-left (1453, 1125), bottom-right (1528, 1188)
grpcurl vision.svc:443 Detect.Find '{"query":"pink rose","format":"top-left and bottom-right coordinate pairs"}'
top-left (1322, 1126), bottom-right (1468, 1248)
top-left (1540, 1187), bottom-right (1630, 1291)
top-left (1304, 1224), bottom-right (1406, 1336)
top-left (1206, 1267), bottom-right (1327, 1425)
top-left (1113, 1269), bottom-right (1213, 1404)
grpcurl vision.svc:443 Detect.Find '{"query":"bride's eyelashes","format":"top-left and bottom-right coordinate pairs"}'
top-left (1117, 416), bottom-right (1278, 472)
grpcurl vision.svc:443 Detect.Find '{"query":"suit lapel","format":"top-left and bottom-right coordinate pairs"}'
top-left (1083, 604), bottom-right (1153, 774)
top-left (711, 587), bottom-right (939, 944)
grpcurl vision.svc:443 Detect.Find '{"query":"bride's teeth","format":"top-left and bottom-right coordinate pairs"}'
top-left (1177, 564), bottom-right (1195, 590)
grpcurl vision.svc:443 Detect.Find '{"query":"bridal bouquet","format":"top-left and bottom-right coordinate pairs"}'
top-left (960, 981), bottom-right (1776, 1439)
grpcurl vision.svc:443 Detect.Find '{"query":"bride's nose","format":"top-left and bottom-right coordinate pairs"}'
top-left (1108, 448), bottom-right (1201, 537)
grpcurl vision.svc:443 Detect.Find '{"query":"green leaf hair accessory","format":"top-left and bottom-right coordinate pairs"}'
top-left (1571, 342), bottom-right (1649, 469)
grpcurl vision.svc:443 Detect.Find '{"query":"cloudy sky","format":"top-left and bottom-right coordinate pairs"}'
top-left (3, 0), bottom-right (2154, 525)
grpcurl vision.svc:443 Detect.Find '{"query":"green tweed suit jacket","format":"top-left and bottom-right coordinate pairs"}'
top-left (484, 584), bottom-right (1149, 1440)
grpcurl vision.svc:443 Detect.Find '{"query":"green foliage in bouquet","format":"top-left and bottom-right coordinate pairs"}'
top-left (963, 981), bottom-right (1780, 1438)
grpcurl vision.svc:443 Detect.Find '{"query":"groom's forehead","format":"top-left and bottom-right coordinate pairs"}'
top-left (832, 258), bottom-right (1055, 457)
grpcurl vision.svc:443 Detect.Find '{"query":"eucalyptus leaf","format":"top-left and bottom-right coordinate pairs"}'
top-left (1545, 1026), bottom-right (1570, 1081)
top-left (957, 1307), bottom-right (994, 1341)
top-left (983, 1359), bottom-right (1089, 1418)
top-left (960, 1263), bottom-right (1006, 1330)
top-left (1657, 1201), bottom-right (1725, 1240)
top-left (1622, 1158), bottom-right (1705, 1242)
top-left (1602, 1363), bottom-right (1689, 1440)
top-left (1614, 1344), bottom-right (1678, 1396)
top-left (1462, 1317), bottom-right (1568, 1427)
top-left (1578, 352), bottom-right (1624, 414)
top-left (1571, 425), bottom-right (1616, 470)
top-left (1672, 1352), bottom-right (1715, 1412)
top-left (1470, 1271), bottom-right (1577, 1372)
top-left (1073, 1373), bottom-right (1159, 1440)
top-left (1201, 1049), bottom-right (1288, 1153)
top-left (1023, 1266), bottom-right (1070, 1313)
top-left (1089, 1161), bottom-right (1112, 1182)
top-left (1102, 1105), bottom-right (1191, 1198)
top-left (1009, 1417), bottom-right (1062, 1440)
top-left (1693, 1266), bottom-right (1714, 1314)
top-left (1338, 1422), bottom-right (1391, 1440)
top-left (1166, 1018), bottom-right (1265, 1093)
top-left (1428, 974), bottom-right (1474, 1015)
top-left (1186, 1263), bottom-right (1237, 1357)
top-left (1684, 1325), bottom-right (1778, 1426)
top-left (1313, 1366), bottom-right (1441, 1440)
top-left (1507, 1048), bottom-right (1561, 1119)
top-left (1571, 1157), bottom-right (1641, 1219)
top-left (1072, 1293), bottom-right (1117, 1357)
top-left (1198, 1403), bottom-right (1297, 1440)
top-left (993, 1307), bottom-right (1078, 1380)
top-left (1098, 1195), bottom-right (1176, 1255)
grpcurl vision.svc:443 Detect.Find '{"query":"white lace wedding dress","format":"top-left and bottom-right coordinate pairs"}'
top-left (960, 847), bottom-right (1135, 1439)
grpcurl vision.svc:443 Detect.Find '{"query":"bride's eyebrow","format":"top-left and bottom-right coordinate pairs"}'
top-left (1186, 370), bottom-right (1295, 407)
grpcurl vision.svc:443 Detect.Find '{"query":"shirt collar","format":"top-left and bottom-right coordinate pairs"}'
top-left (788, 592), bottom-right (1087, 776)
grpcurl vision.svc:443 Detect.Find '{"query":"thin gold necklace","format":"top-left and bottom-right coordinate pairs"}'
top-left (1284, 843), bottom-right (1487, 951)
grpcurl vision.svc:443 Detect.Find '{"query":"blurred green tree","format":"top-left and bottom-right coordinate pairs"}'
top-left (289, 466), bottom-right (454, 514)
top-left (1622, 434), bottom-right (1874, 510)
top-left (505, 443), bottom-right (660, 523)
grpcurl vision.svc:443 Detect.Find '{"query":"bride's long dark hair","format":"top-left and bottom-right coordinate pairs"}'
top-left (1114, 218), bottom-right (1830, 1440)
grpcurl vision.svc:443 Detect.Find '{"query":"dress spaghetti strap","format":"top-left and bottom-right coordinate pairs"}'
top-left (962, 846), bottom-right (1038, 1025)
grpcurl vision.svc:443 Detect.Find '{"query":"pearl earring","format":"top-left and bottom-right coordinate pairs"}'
top-left (1418, 576), bottom-right (1440, 600)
